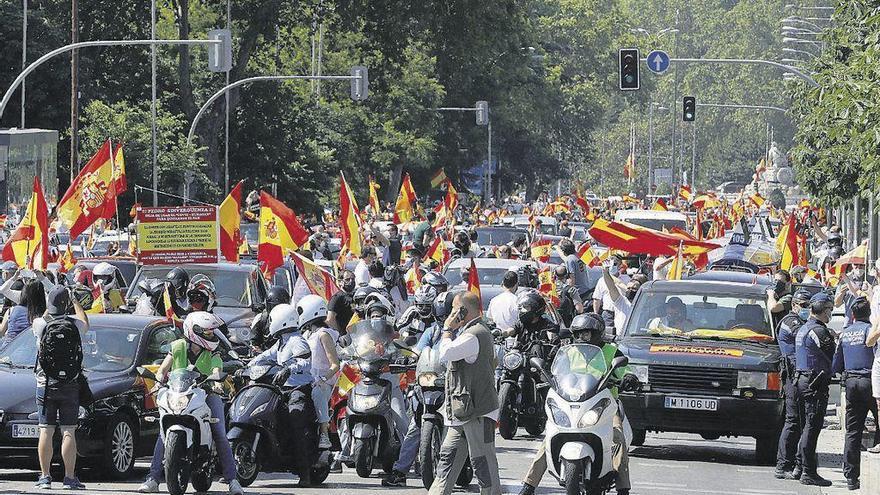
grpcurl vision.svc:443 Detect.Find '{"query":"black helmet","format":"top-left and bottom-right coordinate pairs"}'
top-left (422, 271), bottom-right (449, 294)
top-left (433, 290), bottom-right (462, 320)
top-left (266, 285), bottom-right (291, 311)
top-left (166, 267), bottom-right (190, 298)
top-left (792, 288), bottom-right (812, 306)
top-left (827, 232), bottom-right (842, 247)
top-left (570, 312), bottom-right (605, 343)
top-left (353, 285), bottom-right (379, 315)
top-left (517, 290), bottom-right (546, 324)
top-left (517, 265), bottom-right (539, 289)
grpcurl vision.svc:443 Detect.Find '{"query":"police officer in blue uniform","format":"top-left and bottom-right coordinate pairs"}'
top-left (774, 288), bottom-right (811, 480)
top-left (794, 292), bottom-right (836, 487)
top-left (831, 296), bottom-right (879, 491)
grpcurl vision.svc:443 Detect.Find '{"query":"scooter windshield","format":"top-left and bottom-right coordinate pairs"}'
top-left (167, 369), bottom-right (199, 393)
top-left (550, 344), bottom-right (608, 402)
top-left (348, 319), bottom-right (395, 362)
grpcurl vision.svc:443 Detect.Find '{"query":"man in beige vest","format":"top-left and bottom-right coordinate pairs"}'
top-left (428, 291), bottom-right (501, 495)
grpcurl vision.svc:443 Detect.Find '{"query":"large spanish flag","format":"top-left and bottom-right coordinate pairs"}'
top-left (467, 258), bottom-right (482, 308)
top-left (393, 173), bottom-right (418, 224)
top-left (368, 176), bottom-right (381, 215)
top-left (56, 140), bottom-right (116, 240)
top-left (2, 177), bottom-right (49, 269)
top-left (99, 143), bottom-right (128, 220)
top-left (589, 218), bottom-right (719, 258)
top-left (219, 181), bottom-right (243, 262)
top-left (258, 191), bottom-right (310, 275)
top-left (339, 173), bottom-right (362, 257)
top-left (291, 251), bottom-right (339, 302)
top-left (778, 214), bottom-right (799, 271)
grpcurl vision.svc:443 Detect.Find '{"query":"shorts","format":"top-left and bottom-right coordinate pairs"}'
top-left (36, 382), bottom-right (80, 427)
top-left (311, 381), bottom-right (333, 424)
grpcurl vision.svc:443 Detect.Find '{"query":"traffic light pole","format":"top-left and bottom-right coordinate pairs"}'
top-left (434, 104), bottom-right (492, 202)
top-left (642, 57), bottom-right (819, 88)
top-left (695, 102), bottom-right (788, 113)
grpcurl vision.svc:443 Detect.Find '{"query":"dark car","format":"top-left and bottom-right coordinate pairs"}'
top-left (617, 277), bottom-right (784, 464)
top-left (0, 314), bottom-right (180, 478)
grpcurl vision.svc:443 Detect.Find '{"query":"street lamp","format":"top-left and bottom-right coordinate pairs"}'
top-left (782, 17), bottom-right (826, 31)
top-left (631, 27), bottom-right (679, 37)
top-left (785, 4), bottom-right (835, 11)
top-left (783, 37), bottom-right (824, 49)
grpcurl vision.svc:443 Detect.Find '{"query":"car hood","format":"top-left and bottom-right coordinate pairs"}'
top-left (0, 368), bottom-right (135, 415)
top-left (619, 336), bottom-right (780, 371)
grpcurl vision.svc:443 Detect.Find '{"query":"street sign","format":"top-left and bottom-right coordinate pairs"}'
top-left (653, 167), bottom-right (672, 186)
top-left (136, 206), bottom-right (220, 265)
top-left (646, 50), bottom-right (670, 74)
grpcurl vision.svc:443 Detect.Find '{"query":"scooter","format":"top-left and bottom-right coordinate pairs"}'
top-left (137, 366), bottom-right (227, 495)
top-left (532, 344), bottom-right (633, 495)
top-left (227, 363), bottom-right (331, 487)
top-left (497, 340), bottom-right (552, 439)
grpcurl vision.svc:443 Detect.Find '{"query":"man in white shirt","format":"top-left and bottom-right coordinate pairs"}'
top-left (593, 257), bottom-right (630, 332)
top-left (486, 270), bottom-right (519, 331)
top-left (600, 266), bottom-right (642, 333)
top-left (354, 246), bottom-right (377, 286)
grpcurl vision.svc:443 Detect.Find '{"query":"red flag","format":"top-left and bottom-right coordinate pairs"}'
top-left (467, 258), bottom-right (481, 308)
top-left (589, 218), bottom-right (719, 258)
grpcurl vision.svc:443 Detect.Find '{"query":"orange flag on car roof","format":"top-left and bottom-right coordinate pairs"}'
top-left (219, 181), bottom-right (244, 263)
top-left (258, 191), bottom-right (310, 276)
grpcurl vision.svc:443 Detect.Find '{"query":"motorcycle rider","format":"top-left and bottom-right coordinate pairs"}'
top-left (163, 267), bottom-right (190, 318)
top-left (362, 294), bottom-right (410, 439)
top-left (519, 313), bottom-right (637, 495)
top-left (505, 291), bottom-right (560, 353)
top-left (422, 271), bottom-right (450, 295)
top-left (250, 285), bottom-right (291, 349)
top-left (397, 285), bottom-right (439, 339)
top-left (775, 288), bottom-right (811, 480)
top-left (297, 295), bottom-right (341, 451)
top-left (553, 264), bottom-right (584, 327)
top-left (327, 271), bottom-right (356, 334)
top-left (187, 274), bottom-right (217, 313)
top-left (138, 312), bottom-right (242, 495)
top-left (249, 303), bottom-right (317, 487)
top-left (92, 262), bottom-right (125, 312)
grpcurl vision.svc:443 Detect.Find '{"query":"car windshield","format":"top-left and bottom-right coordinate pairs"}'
top-left (475, 228), bottom-right (528, 247)
top-left (444, 266), bottom-right (512, 287)
top-left (0, 326), bottom-right (143, 372)
top-left (129, 266), bottom-right (260, 307)
top-left (551, 344), bottom-right (608, 402)
top-left (623, 218), bottom-right (687, 232)
top-left (624, 290), bottom-right (774, 343)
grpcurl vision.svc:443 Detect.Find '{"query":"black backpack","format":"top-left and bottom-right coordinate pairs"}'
top-left (38, 316), bottom-right (83, 384)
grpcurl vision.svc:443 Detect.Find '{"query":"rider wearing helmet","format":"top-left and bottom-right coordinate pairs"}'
top-left (775, 288), bottom-right (811, 478)
top-left (92, 262), bottom-right (125, 311)
top-left (395, 285), bottom-right (438, 341)
top-left (251, 285), bottom-right (291, 349)
top-left (422, 271), bottom-right (449, 294)
top-left (186, 274), bottom-right (217, 313)
top-left (297, 295), bottom-right (340, 452)
top-left (364, 291), bottom-right (396, 322)
top-left (162, 267), bottom-right (190, 318)
top-left (249, 303), bottom-right (315, 487)
top-left (508, 290), bottom-right (559, 345)
top-left (139, 312), bottom-right (242, 495)
top-left (520, 312), bottom-right (636, 495)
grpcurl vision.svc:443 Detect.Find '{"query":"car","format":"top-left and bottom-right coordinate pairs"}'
top-left (614, 209), bottom-right (688, 232)
top-left (73, 257), bottom-right (139, 290)
top-left (126, 263), bottom-right (268, 344)
top-left (0, 314), bottom-right (181, 478)
top-left (443, 257), bottom-right (540, 309)
top-left (512, 215), bottom-right (557, 235)
top-left (474, 226), bottom-right (530, 248)
top-left (617, 275), bottom-right (784, 464)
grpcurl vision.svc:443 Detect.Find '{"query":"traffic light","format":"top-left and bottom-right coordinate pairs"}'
top-left (618, 48), bottom-right (640, 91)
top-left (207, 29), bottom-right (233, 72)
top-left (475, 101), bottom-right (489, 126)
top-left (683, 96), bottom-right (696, 122)
top-left (350, 66), bottom-right (369, 101)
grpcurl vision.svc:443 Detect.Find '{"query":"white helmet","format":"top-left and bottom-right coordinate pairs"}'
top-left (296, 294), bottom-right (328, 328)
top-left (93, 262), bottom-right (118, 290)
top-left (268, 303), bottom-right (299, 337)
top-left (183, 311), bottom-right (224, 352)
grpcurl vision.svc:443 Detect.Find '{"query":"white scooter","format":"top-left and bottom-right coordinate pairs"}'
top-left (531, 344), bottom-right (633, 495)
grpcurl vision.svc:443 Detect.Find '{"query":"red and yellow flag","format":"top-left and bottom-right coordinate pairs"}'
top-left (368, 176), bottom-right (381, 215)
top-left (2, 176), bottom-right (49, 269)
top-left (467, 258), bottom-right (482, 308)
top-left (58, 243), bottom-right (76, 273)
top-left (444, 180), bottom-right (459, 213)
top-left (652, 198), bottom-right (668, 211)
top-left (667, 241), bottom-right (685, 280)
top-left (678, 185), bottom-right (693, 203)
top-left (778, 214), bottom-right (800, 271)
top-left (405, 266), bottom-right (422, 295)
top-left (750, 193), bottom-right (765, 208)
top-left (393, 173), bottom-right (418, 224)
top-left (339, 173), bottom-right (363, 257)
top-left (291, 251), bottom-right (340, 302)
top-left (336, 363), bottom-right (361, 396)
top-left (588, 218), bottom-right (718, 258)
top-left (537, 267), bottom-right (560, 308)
top-left (219, 181), bottom-right (244, 263)
top-left (623, 152), bottom-right (635, 179)
top-left (430, 168), bottom-right (448, 188)
top-left (162, 284), bottom-right (183, 327)
top-left (56, 140), bottom-right (117, 241)
top-left (86, 284), bottom-right (106, 314)
top-left (530, 239), bottom-right (553, 263)
top-left (577, 243), bottom-right (605, 267)
top-left (692, 194), bottom-right (721, 210)
top-left (425, 237), bottom-right (451, 268)
top-left (258, 191), bottom-right (310, 276)
top-left (99, 143), bottom-right (127, 220)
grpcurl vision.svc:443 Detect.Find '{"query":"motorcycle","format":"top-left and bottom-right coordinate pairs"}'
top-left (227, 363), bottom-right (331, 487)
top-left (343, 319), bottom-right (404, 478)
top-left (497, 339), bottom-right (553, 439)
top-left (532, 344), bottom-right (633, 495)
top-left (137, 366), bottom-right (227, 495)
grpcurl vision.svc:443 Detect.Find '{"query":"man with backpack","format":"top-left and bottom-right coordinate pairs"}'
top-left (33, 286), bottom-right (90, 490)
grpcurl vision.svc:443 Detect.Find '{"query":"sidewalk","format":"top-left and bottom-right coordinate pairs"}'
top-left (816, 405), bottom-right (879, 494)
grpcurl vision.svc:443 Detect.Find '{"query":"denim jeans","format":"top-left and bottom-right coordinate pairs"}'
top-left (393, 416), bottom-right (421, 473)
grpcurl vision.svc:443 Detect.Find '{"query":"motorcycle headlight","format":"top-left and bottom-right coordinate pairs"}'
top-left (418, 373), bottom-right (438, 387)
top-left (629, 365), bottom-right (649, 385)
top-left (353, 394), bottom-right (380, 410)
top-left (737, 371), bottom-right (768, 390)
top-left (547, 398), bottom-right (570, 427)
top-left (170, 394), bottom-right (191, 413)
top-left (578, 398), bottom-right (612, 427)
top-left (503, 351), bottom-right (524, 371)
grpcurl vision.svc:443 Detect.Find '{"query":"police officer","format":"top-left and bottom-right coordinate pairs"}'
top-left (774, 288), bottom-right (811, 480)
top-left (794, 292), bottom-right (836, 487)
top-left (831, 296), bottom-right (879, 491)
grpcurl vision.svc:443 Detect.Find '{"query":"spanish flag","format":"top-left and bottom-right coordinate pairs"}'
top-left (218, 181), bottom-right (243, 263)
top-left (56, 140), bottom-right (117, 241)
top-left (99, 143), bottom-right (127, 220)
top-left (750, 193), bottom-right (765, 208)
top-left (258, 191), bottom-right (310, 276)
top-left (530, 239), bottom-right (554, 263)
top-left (58, 243), bottom-right (76, 273)
top-left (588, 218), bottom-right (718, 258)
top-left (393, 173), bottom-right (418, 224)
top-left (652, 198), bottom-right (668, 211)
top-left (537, 267), bottom-right (560, 307)
top-left (339, 173), bottom-right (362, 257)
top-left (667, 241), bottom-right (684, 280)
top-left (692, 194), bottom-right (721, 210)
top-left (623, 151), bottom-right (635, 179)
top-left (430, 168), bottom-right (448, 188)
top-left (444, 180), bottom-right (459, 213)
top-left (86, 284), bottom-right (106, 314)
top-left (368, 176), bottom-right (382, 215)
top-left (425, 237), bottom-right (450, 268)
top-left (336, 363), bottom-right (361, 396)
top-left (405, 266), bottom-right (422, 295)
top-left (2, 176), bottom-right (49, 269)
top-left (162, 284), bottom-right (183, 327)
top-left (678, 185), bottom-right (693, 203)
top-left (577, 243), bottom-right (604, 267)
top-left (291, 251), bottom-right (339, 302)
top-left (778, 214), bottom-right (800, 271)
top-left (467, 258), bottom-right (482, 308)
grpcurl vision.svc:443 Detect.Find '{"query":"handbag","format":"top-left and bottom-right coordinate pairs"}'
top-left (77, 373), bottom-right (94, 407)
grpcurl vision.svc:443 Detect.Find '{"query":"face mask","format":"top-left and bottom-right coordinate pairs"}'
top-left (609, 265), bottom-right (620, 277)
top-left (626, 289), bottom-right (638, 301)
top-left (798, 308), bottom-right (810, 320)
top-left (851, 269), bottom-right (865, 280)
top-left (519, 312), bottom-right (535, 326)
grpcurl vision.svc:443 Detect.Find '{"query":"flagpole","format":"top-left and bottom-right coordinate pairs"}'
top-left (108, 138), bottom-right (122, 249)
top-left (25, 178), bottom-right (36, 269)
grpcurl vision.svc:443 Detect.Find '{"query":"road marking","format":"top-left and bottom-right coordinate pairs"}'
top-left (640, 462), bottom-right (689, 469)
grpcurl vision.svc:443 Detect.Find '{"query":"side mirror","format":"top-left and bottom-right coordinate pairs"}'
top-left (611, 355), bottom-right (629, 370)
top-left (529, 356), bottom-right (552, 383)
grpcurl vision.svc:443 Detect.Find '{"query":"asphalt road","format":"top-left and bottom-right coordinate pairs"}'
top-left (0, 429), bottom-right (855, 495)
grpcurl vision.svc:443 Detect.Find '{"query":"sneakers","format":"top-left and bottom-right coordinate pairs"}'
top-left (381, 470), bottom-right (407, 487)
top-left (35, 475), bottom-right (52, 490)
top-left (138, 478), bottom-right (160, 493)
top-left (868, 444), bottom-right (880, 454)
top-left (800, 473), bottom-right (833, 487)
top-left (61, 476), bottom-right (86, 490)
top-left (790, 466), bottom-right (802, 480)
top-left (518, 483), bottom-right (536, 495)
top-left (847, 479), bottom-right (860, 491)
top-left (318, 431), bottom-right (332, 449)
top-left (228, 479), bottom-right (244, 495)
top-left (773, 468), bottom-right (788, 479)
top-left (329, 458), bottom-right (343, 473)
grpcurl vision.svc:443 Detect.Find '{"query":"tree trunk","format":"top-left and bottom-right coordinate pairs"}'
top-left (387, 163), bottom-right (403, 204)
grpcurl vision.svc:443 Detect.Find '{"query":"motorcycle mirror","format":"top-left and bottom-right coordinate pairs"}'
top-left (611, 355), bottom-right (629, 370)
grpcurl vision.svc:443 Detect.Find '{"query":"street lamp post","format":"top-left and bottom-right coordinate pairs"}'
top-left (21, 0), bottom-right (26, 128)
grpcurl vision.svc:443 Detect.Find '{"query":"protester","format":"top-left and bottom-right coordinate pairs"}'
top-left (354, 246), bottom-right (377, 286)
top-left (486, 270), bottom-right (519, 332)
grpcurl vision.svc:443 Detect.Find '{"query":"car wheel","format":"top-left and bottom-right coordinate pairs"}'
top-left (103, 414), bottom-right (136, 479)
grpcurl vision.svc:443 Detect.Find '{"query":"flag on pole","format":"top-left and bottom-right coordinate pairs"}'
top-left (393, 173), bottom-right (418, 224)
top-left (749, 193), bottom-right (766, 208)
top-left (667, 241), bottom-right (684, 280)
top-left (537, 267), bottom-right (560, 308)
top-left (58, 243), bottom-right (76, 273)
top-left (678, 185), bottom-right (693, 203)
top-left (778, 214), bottom-right (800, 270)
top-left (100, 142), bottom-right (128, 220)
top-left (339, 173), bottom-right (363, 257)
top-left (290, 251), bottom-right (340, 302)
top-left (56, 140), bottom-right (117, 241)
top-left (652, 198), bottom-right (668, 211)
top-left (425, 236), bottom-right (450, 268)
top-left (162, 284), bottom-right (183, 327)
top-left (467, 258), bottom-right (482, 308)
top-left (577, 243), bottom-right (605, 267)
top-left (368, 176), bottom-right (382, 215)
top-left (258, 191), bottom-right (310, 276)
top-left (219, 181), bottom-right (244, 262)
top-left (530, 239), bottom-right (554, 263)
top-left (86, 284), bottom-right (106, 314)
top-left (404, 266), bottom-right (422, 295)
top-left (2, 176), bottom-right (49, 269)
top-left (430, 168), bottom-right (448, 188)
top-left (444, 180), bottom-right (459, 213)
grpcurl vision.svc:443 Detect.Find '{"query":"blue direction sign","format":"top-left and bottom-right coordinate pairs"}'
top-left (646, 50), bottom-right (671, 74)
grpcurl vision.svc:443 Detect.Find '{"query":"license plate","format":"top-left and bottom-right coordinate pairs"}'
top-left (664, 396), bottom-right (718, 411)
top-left (12, 424), bottom-right (39, 438)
